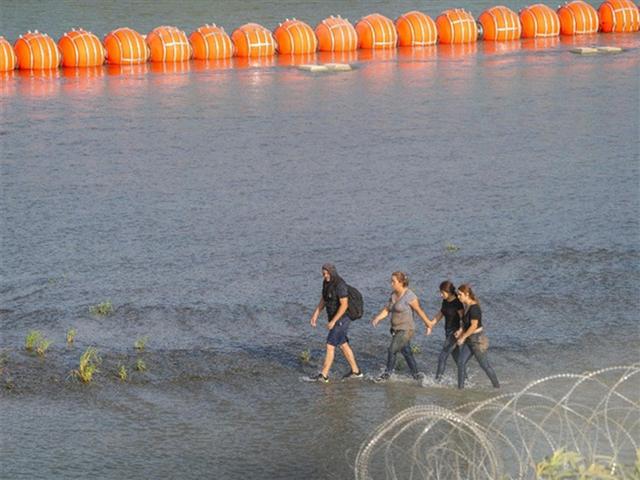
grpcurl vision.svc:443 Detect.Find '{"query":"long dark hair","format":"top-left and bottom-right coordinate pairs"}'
top-left (439, 280), bottom-right (456, 296)
top-left (322, 263), bottom-right (344, 298)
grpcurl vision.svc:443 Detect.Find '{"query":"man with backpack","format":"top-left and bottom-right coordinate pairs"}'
top-left (309, 263), bottom-right (363, 382)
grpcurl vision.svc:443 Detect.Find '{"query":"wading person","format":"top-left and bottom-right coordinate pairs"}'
top-left (309, 263), bottom-right (363, 382)
top-left (432, 280), bottom-right (466, 382)
top-left (455, 284), bottom-right (500, 389)
top-left (371, 272), bottom-right (433, 381)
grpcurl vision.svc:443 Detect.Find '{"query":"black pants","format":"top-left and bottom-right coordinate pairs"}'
top-left (435, 330), bottom-right (464, 380)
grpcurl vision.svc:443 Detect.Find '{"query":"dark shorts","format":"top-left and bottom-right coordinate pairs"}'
top-left (326, 318), bottom-right (350, 347)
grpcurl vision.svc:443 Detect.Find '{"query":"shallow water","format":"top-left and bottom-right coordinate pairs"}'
top-left (1, 1), bottom-right (640, 479)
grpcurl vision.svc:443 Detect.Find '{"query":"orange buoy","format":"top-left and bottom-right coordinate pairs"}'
top-left (274, 19), bottom-right (318, 54)
top-left (315, 15), bottom-right (358, 52)
top-left (104, 28), bottom-right (149, 65)
top-left (520, 4), bottom-right (561, 37)
top-left (189, 24), bottom-right (233, 60)
top-left (58, 29), bottom-right (105, 67)
top-left (395, 11), bottom-right (438, 46)
top-left (147, 26), bottom-right (191, 62)
top-left (598, 0), bottom-right (640, 32)
top-left (436, 9), bottom-right (478, 44)
top-left (231, 23), bottom-right (276, 57)
top-left (14, 31), bottom-right (61, 70)
top-left (478, 6), bottom-right (522, 41)
top-left (0, 36), bottom-right (17, 72)
top-left (557, 1), bottom-right (600, 34)
top-left (355, 13), bottom-right (398, 49)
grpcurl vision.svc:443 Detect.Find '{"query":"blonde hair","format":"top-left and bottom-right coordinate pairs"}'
top-left (392, 271), bottom-right (409, 287)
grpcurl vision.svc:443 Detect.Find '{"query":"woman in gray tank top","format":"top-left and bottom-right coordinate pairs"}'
top-left (372, 272), bottom-right (434, 381)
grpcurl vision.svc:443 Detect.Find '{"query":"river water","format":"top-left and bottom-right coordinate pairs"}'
top-left (1, 1), bottom-right (639, 479)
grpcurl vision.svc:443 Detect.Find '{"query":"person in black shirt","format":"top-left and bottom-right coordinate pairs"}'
top-left (431, 280), bottom-right (466, 381)
top-left (455, 284), bottom-right (499, 389)
top-left (309, 263), bottom-right (362, 382)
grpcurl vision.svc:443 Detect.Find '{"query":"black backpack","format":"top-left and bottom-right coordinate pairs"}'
top-left (346, 285), bottom-right (364, 320)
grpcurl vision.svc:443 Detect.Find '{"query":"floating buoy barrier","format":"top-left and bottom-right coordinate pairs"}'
top-left (598, 0), bottom-right (640, 32)
top-left (478, 6), bottom-right (522, 41)
top-left (146, 26), bottom-right (191, 62)
top-left (0, 36), bottom-right (17, 72)
top-left (2, 3), bottom-right (638, 80)
top-left (231, 23), bottom-right (276, 57)
top-left (395, 11), bottom-right (438, 46)
top-left (274, 19), bottom-right (318, 54)
top-left (520, 4), bottom-right (561, 37)
top-left (437, 9), bottom-right (478, 44)
top-left (315, 16), bottom-right (358, 52)
top-left (189, 25), bottom-right (233, 60)
top-left (103, 28), bottom-right (149, 65)
top-left (14, 31), bottom-right (62, 70)
top-left (557, 1), bottom-right (600, 35)
top-left (355, 13), bottom-right (398, 49)
top-left (58, 29), bottom-right (105, 67)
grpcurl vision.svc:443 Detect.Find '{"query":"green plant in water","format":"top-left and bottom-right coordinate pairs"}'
top-left (134, 336), bottom-right (148, 351)
top-left (66, 328), bottom-right (76, 345)
top-left (89, 300), bottom-right (113, 316)
top-left (411, 345), bottom-right (421, 355)
top-left (25, 330), bottom-right (43, 352)
top-left (25, 330), bottom-right (42, 351)
top-left (117, 364), bottom-right (128, 382)
top-left (445, 242), bottom-right (460, 253)
top-left (299, 349), bottom-right (311, 364)
top-left (73, 347), bottom-right (100, 383)
top-left (4, 376), bottom-right (15, 391)
top-left (135, 359), bottom-right (147, 372)
top-left (35, 338), bottom-right (51, 357)
top-left (535, 448), bottom-right (623, 480)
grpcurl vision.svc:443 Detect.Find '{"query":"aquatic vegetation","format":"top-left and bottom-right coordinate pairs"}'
top-left (35, 338), bottom-right (51, 357)
top-left (134, 337), bottom-right (148, 351)
top-left (299, 349), bottom-right (311, 364)
top-left (135, 359), bottom-right (146, 372)
top-left (4, 376), bottom-right (15, 391)
top-left (356, 365), bottom-right (640, 480)
top-left (25, 331), bottom-right (52, 356)
top-left (89, 300), bottom-right (113, 316)
top-left (73, 347), bottom-right (100, 383)
top-left (25, 330), bottom-right (43, 352)
top-left (117, 365), bottom-right (128, 382)
top-left (66, 328), bottom-right (76, 345)
top-left (411, 345), bottom-right (420, 355)
top-left (534, 448), bottom-right (631, 479)
top-left (445, 242), bottom-right (460, 253)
